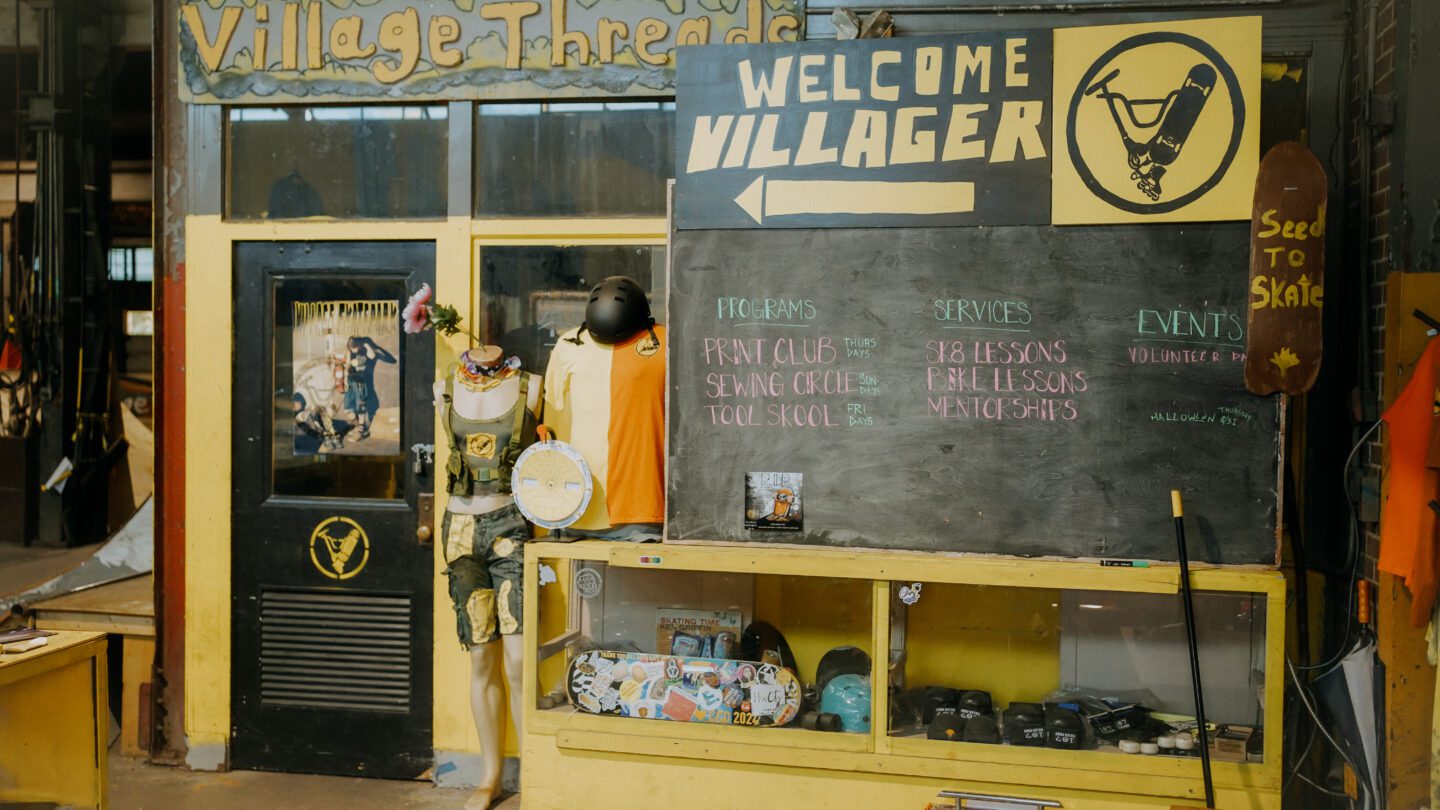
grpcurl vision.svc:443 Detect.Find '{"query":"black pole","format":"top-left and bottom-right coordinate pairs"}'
top-left (1172, 490), bottom-right (1215, 809)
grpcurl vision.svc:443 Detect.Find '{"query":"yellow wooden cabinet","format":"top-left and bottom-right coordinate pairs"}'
top-left (521, 542), bottom-right (1283, 810)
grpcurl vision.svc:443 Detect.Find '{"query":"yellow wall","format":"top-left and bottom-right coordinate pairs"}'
top-left (183, 215), bottom-right (664, 763)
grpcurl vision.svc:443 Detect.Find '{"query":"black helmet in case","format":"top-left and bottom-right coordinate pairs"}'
top-left (584, 276), bottom-right (651, 344)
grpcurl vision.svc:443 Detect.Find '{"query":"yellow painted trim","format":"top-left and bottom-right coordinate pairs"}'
top-left (471, 218), bottom-right (667, 242)
top-left (536, 710), bottom-right (871, 752)
top-left (182, 215), bottom-right (478, 757)
top-left (871, 579), bottom-right (892, 757)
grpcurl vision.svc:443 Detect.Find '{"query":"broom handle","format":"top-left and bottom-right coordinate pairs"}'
top-left (1172, 490), bottom-right (1215, 809)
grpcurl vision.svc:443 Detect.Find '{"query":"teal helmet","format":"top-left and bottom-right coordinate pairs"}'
top-left (820, 673), bottom-right (871, 733)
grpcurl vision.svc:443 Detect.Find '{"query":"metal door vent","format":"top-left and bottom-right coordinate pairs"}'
top-left (259, 589), bottom-right (412, 713)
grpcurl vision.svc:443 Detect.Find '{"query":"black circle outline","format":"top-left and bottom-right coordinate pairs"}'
top-left (1066, 31), bottom-right (1246, 215)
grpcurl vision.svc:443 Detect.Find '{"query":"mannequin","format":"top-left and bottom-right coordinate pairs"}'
top-left (542, 277), bottom-right (666, 540)
top-left (433, 345), bottom-right (541, 810)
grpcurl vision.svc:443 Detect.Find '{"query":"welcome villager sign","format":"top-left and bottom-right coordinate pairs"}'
top-left (675, 16), bottom-right (1260, 228)
top-left (178, 0), bottom-right (800, 103)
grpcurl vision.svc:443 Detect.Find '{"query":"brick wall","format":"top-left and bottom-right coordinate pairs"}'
top-left (1351, 0), bottom-right (1397, 581)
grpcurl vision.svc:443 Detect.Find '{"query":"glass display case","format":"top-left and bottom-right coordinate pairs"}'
top-left (522, 542), bottom-right (1283, 810)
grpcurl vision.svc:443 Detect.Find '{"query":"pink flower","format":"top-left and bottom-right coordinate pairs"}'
top-left (402, 284), bottom-right (433, 334)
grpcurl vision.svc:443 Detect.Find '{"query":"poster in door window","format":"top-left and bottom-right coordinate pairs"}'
top-left (291, 300), bottom-right (401, 456)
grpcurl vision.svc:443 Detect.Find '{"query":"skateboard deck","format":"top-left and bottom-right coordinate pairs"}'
top-left (566, 650), bottom-right (801, 727)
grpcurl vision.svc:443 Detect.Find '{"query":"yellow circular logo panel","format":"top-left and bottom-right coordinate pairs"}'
top-left (309, 516), bottom-right (370, 580)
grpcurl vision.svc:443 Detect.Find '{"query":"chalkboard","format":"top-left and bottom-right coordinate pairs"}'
top-left (666, 223), bottom-right (1282, 565)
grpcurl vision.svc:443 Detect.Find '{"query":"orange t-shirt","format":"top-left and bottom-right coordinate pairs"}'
top-left (543, 326), bottom-right (666, 529)
top-left (1379, 337), bottom-right (1440, 624)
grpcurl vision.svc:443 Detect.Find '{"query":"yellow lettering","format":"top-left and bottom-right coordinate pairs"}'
top-left (1250, 275), bottom-right (1270, 310)
top-left (373, 7), bottom-right (420, 83)
top-left (914, 46), bottom-right (943, 96)
top-left (870, 51), bottom-right (901, 102)
top-left (749, 114), bottom-right (791, 169)
top-left (990, 100), bottom-right (1045, 162)
top-left (795, 111), bottom-right (838, 166)
top-left (281, 3), bottom-right (300, 70)
top-left (1264, 246), bottom-right (1284, 267)
top-left (833, 55), bottom-right (859, 102)
top-left (635, 18), bottom-right (670, 67)
top-left (428, 15), bottom-right (463, 68)
top-left (738, 57), bottom-right (792, 109)
top-left (253, 3), bottom-right (270, 70)
top-left (1288, 249), bottom-right (1305, 267)
top-left (842, 109), bottom-right (887, 169)
top-left (723, 0), bottom-right (762, 44)
top-left (890, 106), bottom-right (938, 165)
top-left (329, 16), bottom-right (376, 60)
top-left (797, 54), bottom-right (826, 103)
top-left (953, 45), bottom-right (991, 94)
top-left (550, 0), bottom-right (592, 67)
top-left (722, 115), bottom-right (756, 169)
top-left (940, 103), bottom-right (988, 161)
top-left (686, 115), bottom-right (734, 173)
top-left (1005, 37), bottom-right (1029, 87)
top-left (480, 2), bottom-right (540, 70)
top-left (676, 17), bottom-right (710, 47)
top-left (1258, 208), bottom-right (1281, 238)
top-left (766, 14), bottom-right (800, 43)
top-left (305, 1), bottom-right (323, 69)
top-left (180, 5), bottom-right (242, 73)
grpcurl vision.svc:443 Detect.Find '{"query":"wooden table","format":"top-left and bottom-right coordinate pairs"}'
top-left (0, 629), bottom-right (109, 809)
top-left (32, 574), bottom-right (153, 756)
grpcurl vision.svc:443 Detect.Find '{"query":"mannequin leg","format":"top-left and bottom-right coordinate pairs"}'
top-left (467, 641), bottom-right (504, 810)
top-left (501, 634), bottom-right (524, 749)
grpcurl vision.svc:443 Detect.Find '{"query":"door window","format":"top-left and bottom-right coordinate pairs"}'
top-left (272, 277), bottom-right (407, 499)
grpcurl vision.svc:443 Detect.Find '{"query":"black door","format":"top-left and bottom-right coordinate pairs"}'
top-left (232, 242), bottom-right (434, 778)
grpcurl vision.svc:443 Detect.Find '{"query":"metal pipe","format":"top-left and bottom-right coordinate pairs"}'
top-left (1171, 489), bottom-right (1215, 808)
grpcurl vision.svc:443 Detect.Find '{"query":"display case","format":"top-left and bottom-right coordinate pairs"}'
top-left (521, 541), bottom-right (1283, 810)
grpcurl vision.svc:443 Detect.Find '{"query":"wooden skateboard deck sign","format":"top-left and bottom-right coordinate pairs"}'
top-left (1245, 141), bottom-right (1327, 395)
top-left (566, 650), bottom-right (801, 727)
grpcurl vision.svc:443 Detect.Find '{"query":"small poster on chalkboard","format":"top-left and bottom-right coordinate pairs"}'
top-left (745, 472), bottom-right (803, 532)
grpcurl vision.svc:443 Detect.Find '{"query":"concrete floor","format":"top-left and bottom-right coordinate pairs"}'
top-left (109, 753), bottom-right (521, 810)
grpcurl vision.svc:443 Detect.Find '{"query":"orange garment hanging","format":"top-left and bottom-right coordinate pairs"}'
top-left (1379, 336), bottom-right (1440, 625)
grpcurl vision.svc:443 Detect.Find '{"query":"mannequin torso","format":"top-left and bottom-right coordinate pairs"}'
top-left (434, 371), bottom-right (542, 515)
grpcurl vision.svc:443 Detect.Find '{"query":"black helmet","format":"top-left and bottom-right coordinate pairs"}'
top-left (584, 276), bottom-right (651, 345)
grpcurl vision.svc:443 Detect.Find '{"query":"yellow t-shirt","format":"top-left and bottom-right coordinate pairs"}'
top-left (543, 325), bottom-right (666, 530)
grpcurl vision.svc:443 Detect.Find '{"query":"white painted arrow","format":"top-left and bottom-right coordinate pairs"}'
top-left (733, 176), bottom-right (976, 225)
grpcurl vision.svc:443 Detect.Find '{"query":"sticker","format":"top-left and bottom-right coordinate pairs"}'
top-left (899, 583), bottom-right (924, 606)
top-left (745, 472), bottom-right (803, 532)
top-left (538, 563), bottom-right (558, 586)
top-left (635, 334), bottom-right (661, 357)
top-left (638, 555), bottom-right (663, 566)
top-left (577, 693), bottom-right (601, 713)
top-left (664, 658), bottom-right (682, 682)
top-left (631, 664), bottom-right (649, 683)
top-left (308, 516), bottom-right (370, 580)
top-left (466, 432), bottom-right (497, 460)
top-left (749, 684), bottom-right (784, 714)
top-left (619, 679), bottom-right (642, 703)
top-left (599, 690), bottom-right (620, 711)
top-left (722, 685), bottom-right (744, 708)
top-left (590, 667), bottom-right (615, 695)
top-left (662, 689), bottom-right (698, 721)
top-left (648, 679), bottom-right (670, 701)
top-left (574, 567), bottom-right (604, 599)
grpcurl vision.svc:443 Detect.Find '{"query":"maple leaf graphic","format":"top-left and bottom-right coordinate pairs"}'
top-left (1269, 348), bottom-right (1300, 375)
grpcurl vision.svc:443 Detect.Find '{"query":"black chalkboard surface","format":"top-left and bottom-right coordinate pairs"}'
top-left (666, 223), bottom-right (1282, 565)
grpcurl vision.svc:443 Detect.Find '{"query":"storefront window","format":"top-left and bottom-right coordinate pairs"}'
top-left (475, 102), bottom-right (675, 218)
top-left (477, 245), bottom-right (665, 373)
top-left (227, 106), bottom-right (448, 220)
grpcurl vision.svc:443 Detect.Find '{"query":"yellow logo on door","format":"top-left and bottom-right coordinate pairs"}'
top-left (309, 516), bottom-right (370, 580)
top-left (467, 433), bottom-right (497, 459)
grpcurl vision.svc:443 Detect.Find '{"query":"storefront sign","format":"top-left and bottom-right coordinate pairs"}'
top-left (675, 33), bottom-right (1054, 229)
top-left (178, 0), bottom-right (801, 103)
top-left (675, 16), bottom-right (1259, 229)
top-left (1244, 141), bottom-right (1326, 395)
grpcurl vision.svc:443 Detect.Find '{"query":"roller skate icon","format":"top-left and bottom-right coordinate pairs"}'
top-left (1085, 64), bottom-right (1216, 201)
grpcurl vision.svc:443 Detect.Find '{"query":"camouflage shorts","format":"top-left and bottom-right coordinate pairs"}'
top-left (442, 505), bottom-right (527, 647)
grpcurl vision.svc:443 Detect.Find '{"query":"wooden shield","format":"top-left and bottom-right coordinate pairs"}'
top-left (1245, 141), bottom-right (1327, 395)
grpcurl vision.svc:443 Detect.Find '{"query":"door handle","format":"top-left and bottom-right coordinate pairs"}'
top-left (417, 493), bottom-right (435, 546)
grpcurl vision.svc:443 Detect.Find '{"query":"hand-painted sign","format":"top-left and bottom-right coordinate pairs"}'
top-left (1052, 16), bottom-right (1260, 224)
top-left (1245, 141), bottom-right (1326, 395)
top-left (675, 16), bottom-right (1260, 229)
top-left (674, 33), bottom-right (1054, 229)
top-left (178, 0), bottom-right (801, 104)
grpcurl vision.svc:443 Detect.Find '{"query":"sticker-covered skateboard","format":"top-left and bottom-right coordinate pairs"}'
top-left (566, 650), bottom-right (801, 727)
